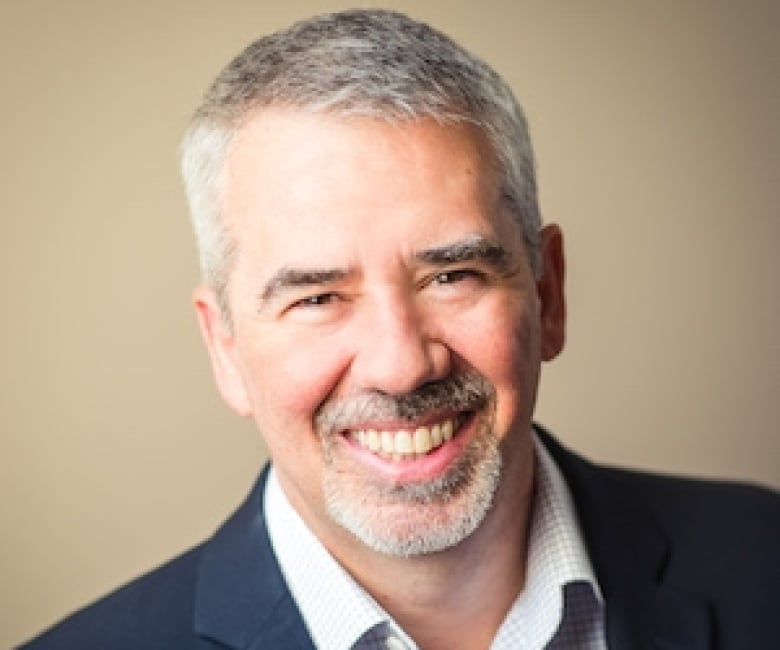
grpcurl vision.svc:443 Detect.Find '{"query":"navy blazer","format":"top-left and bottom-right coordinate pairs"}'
top-left (20, 428), bottom-right (780, 649)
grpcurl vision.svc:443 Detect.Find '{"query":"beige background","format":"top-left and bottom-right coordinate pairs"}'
top-left (2, 1), bottom-right (778, 645)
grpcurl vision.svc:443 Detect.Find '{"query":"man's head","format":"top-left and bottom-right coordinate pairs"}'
top-left (184, 10), bottom-right (565, 558)
top-left (181, 9), bottom-right (541, 320)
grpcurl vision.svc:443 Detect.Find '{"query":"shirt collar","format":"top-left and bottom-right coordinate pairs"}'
top-left (264, 431), bottom-right (602, 649)
top-left (264, 467), bottom-right (415, 649)
top-left (489, 434), bottom-right (603, 649)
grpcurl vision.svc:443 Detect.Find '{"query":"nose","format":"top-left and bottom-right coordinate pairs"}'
top-left (350, 292), bottom-right (451, 396)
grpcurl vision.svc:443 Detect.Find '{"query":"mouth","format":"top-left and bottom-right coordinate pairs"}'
top-left (346, 413), bottom-right (468, 462)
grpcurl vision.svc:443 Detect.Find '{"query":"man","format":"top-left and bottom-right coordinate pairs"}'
top-left (22, 9), bottom-right (779, 649)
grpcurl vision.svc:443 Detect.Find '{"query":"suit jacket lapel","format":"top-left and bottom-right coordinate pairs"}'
top-left (537, 427), bottom-right (713, 650)
top-left (193, 466), bottom-right (315, 649)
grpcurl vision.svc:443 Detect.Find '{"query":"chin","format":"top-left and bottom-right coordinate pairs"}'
top-left (323, 428), bottom-right (503, 557)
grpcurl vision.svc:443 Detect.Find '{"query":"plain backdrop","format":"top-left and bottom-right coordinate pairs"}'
top-left (2, 1), bottom-right (778, 646)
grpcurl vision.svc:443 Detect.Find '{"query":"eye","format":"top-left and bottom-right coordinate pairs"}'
top-left (431, 269), bottom-right (485, 286)
top-left (290, 292), bottom-right (340, 309)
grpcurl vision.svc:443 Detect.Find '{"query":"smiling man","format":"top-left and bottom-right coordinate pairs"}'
top-left (22, 9), bottom-right (779, 650)
top-left (198, 111), bottom-right (555, 573)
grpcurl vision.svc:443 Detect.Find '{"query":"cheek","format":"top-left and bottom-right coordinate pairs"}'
top-left (449, 301), bottom-right (541, 427)
top-left (238, 331), bottom-right (353, 429)
top-left (456, 296), bottom-right (538, 370)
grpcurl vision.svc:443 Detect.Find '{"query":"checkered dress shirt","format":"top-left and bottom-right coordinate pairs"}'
top-left (264, 433), bottom-right (606, 649)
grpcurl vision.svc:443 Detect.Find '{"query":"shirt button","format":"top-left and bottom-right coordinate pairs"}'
top-left (385, 636), bottom-right (407, 650)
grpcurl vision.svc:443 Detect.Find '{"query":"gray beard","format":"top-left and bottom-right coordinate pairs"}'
top-left (322, 420), bottom-right (502, 556)
top-left (316, 370), bottom-right (501, 556)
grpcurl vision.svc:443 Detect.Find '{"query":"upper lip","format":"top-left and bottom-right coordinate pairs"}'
top-left (339, 410), bottom-right (469, 435)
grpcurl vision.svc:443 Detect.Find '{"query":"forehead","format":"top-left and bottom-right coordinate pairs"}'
top-left (226, 109), bottom-right (497, 202)
top-left (221, 109), bottom-right (516, 272)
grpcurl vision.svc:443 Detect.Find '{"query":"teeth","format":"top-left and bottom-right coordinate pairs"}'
top-left (395, 430), bottom-right (413, 454)
top-left (413, 426), bottom-right (431, 454)
top-left (430, 423), bottom-right (442, 447)
top-left (381, 431), bottom-right (394, 454)
top-left (351, 417), bottom-right (460, 459)
top-left (442, 419), bottom-right (453, 441)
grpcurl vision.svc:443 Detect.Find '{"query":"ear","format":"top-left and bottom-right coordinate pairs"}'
top-left (192, 286), bottom-right (252, 416)
top-left (537, 224), bottom-right (566, 362)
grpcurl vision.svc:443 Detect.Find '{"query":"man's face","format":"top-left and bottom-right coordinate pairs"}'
top-left (195, 110), bottom-right (565, 556)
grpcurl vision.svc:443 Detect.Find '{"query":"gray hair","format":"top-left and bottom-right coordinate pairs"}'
top-left (181, 9), bottom-right (541, 314)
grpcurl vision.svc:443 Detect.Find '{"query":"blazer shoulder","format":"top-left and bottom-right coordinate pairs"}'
top-left (19, 545), bottom-right (207, 650)
top-left (528, 428), bottom-right (780, 647)
top-left (601, 465), bottom-right (780, 594)
top-left (602, 466), bottom-right (780, 543)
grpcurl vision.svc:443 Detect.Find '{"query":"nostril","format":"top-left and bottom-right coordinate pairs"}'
top-left (354, 334), bottom-right (451, 396)
top-left (350, 296), bottom-right (452, 395)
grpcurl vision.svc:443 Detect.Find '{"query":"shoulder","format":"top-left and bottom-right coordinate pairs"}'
top-left (19, 468), bottom-right (282, 650)
top-left (601, 465), bottom-right (780, 644)
top-left (539, 427), bottom-right (780, 646)
top-left (19, 545), bottom-right (207, 649)
top-left (538, 425), bottom-right (780, 551)
top-left (601, 463), bottom-right (780, 543)
top-left (538, 426), bottom-right (780, 584)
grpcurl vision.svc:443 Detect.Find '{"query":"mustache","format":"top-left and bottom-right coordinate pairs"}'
top-left (315, 370), bottom-right (495, 436)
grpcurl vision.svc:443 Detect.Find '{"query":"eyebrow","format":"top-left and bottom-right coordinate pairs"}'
top-left (415, 235), bottom-right (514, 272)
top-left (259, 267), bottom-right (353, 304)
top-left (257, 236), bottom-right (514, 306)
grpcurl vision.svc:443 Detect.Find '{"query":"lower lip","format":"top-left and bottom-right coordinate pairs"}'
top-left (341, 414), bottom-right (476, 483)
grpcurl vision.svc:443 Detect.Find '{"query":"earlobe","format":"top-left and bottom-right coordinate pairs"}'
top-left (537, 224), bottom-right (566, 362)
top-left (193, 286), bottom-right (252, 416)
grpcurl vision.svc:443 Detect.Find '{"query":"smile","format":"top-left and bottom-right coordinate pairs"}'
top-left (348, 415), bottom-right (465, 460)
